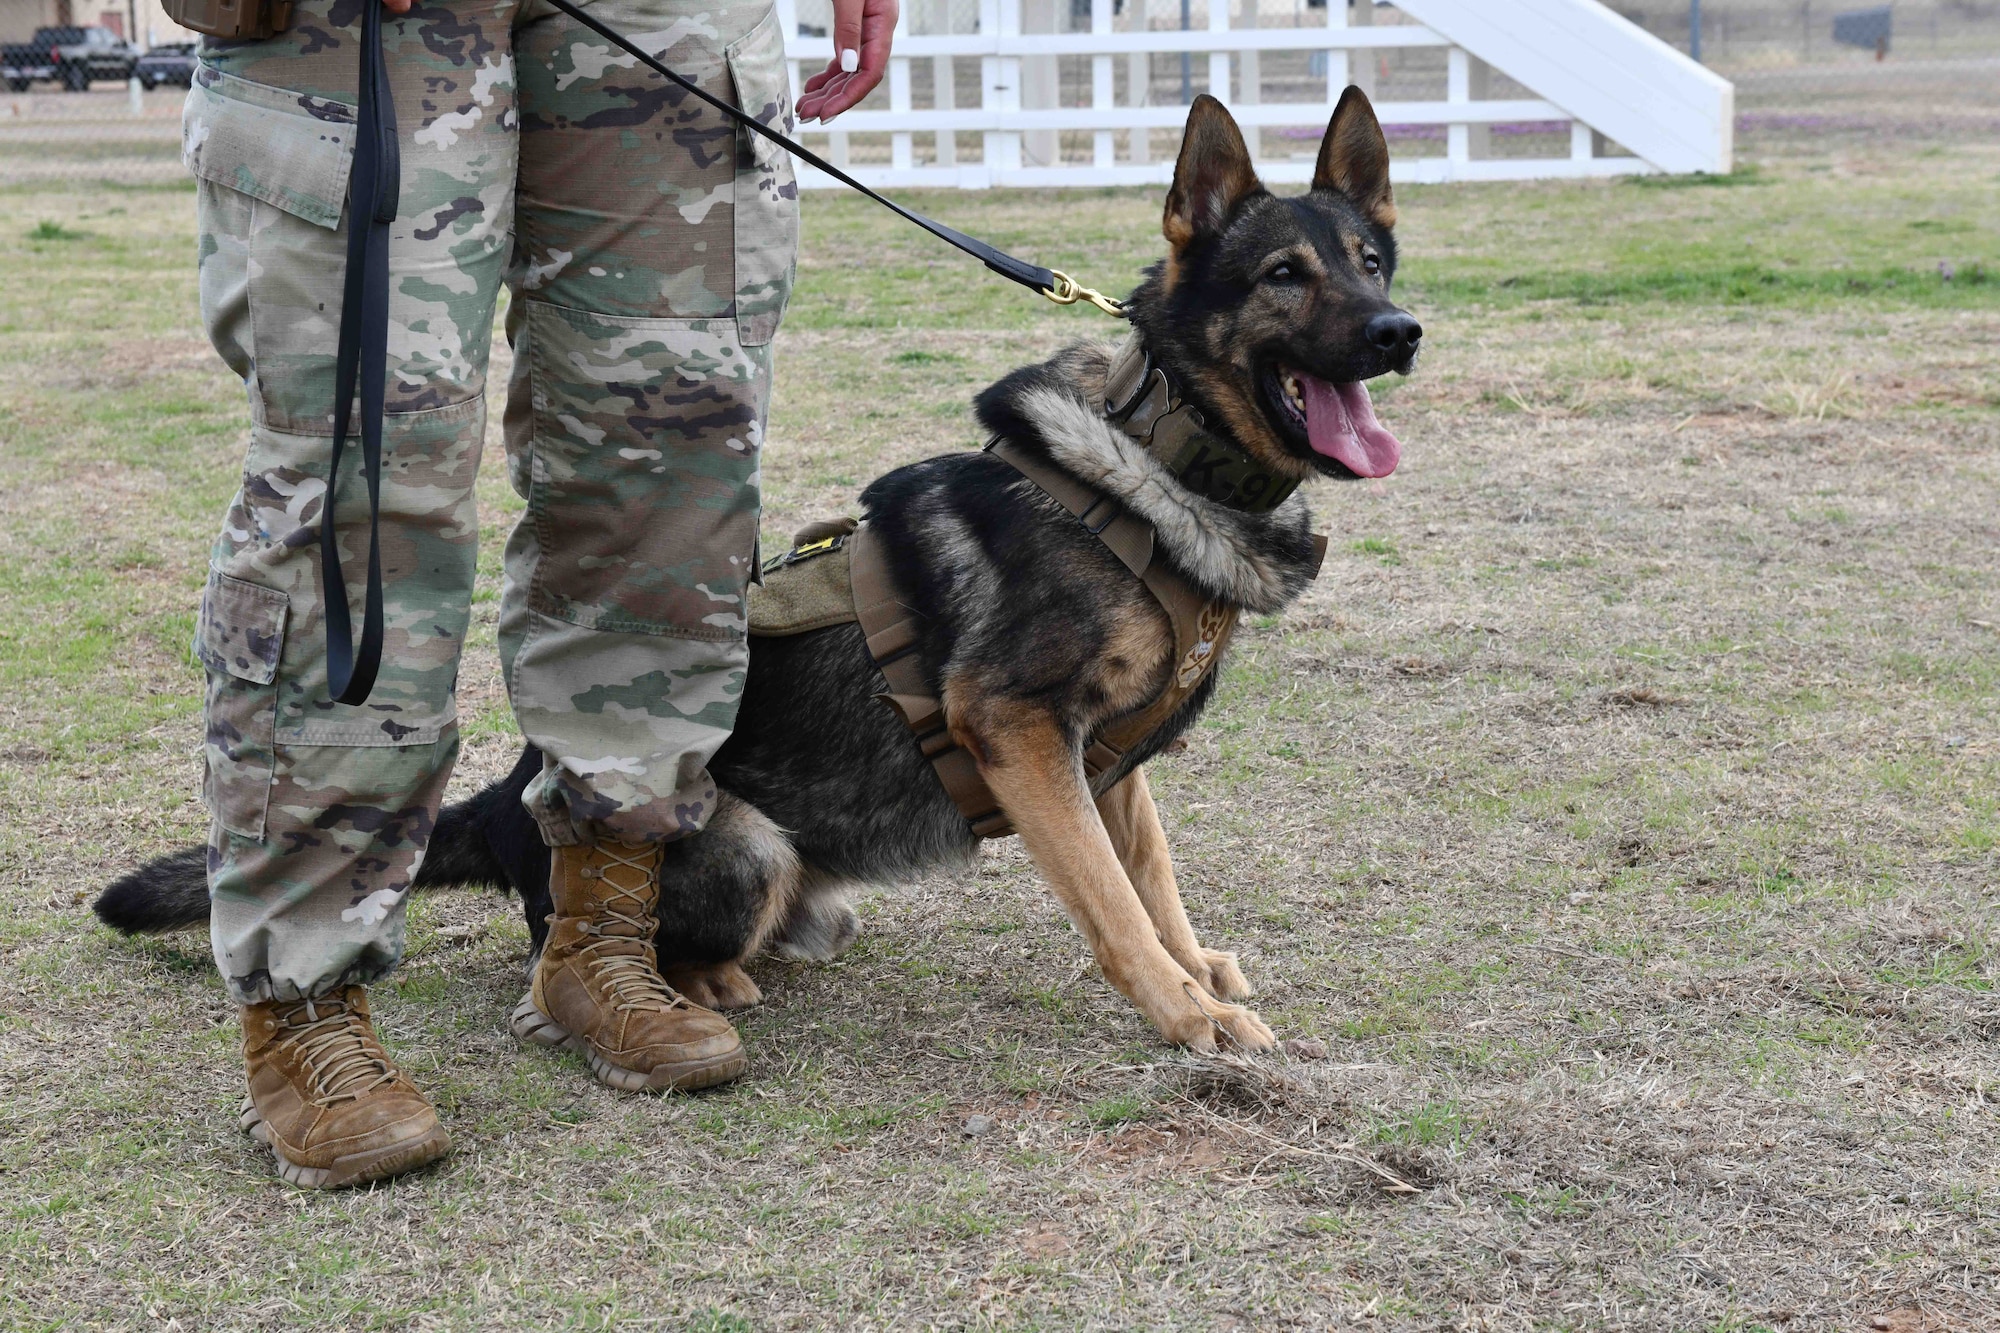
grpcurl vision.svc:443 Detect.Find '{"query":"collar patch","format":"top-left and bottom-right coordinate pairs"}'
top-left (1098, 331), bottom-right (1301, 514)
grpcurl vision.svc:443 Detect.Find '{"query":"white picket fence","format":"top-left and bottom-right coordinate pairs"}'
top-left (771, 0), bottom-right (1734, 189)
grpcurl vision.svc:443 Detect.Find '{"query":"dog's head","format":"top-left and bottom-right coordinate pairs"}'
top-left (1127, 89), bottom-right (1419, 483)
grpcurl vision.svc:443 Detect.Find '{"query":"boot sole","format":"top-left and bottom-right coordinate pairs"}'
top-left (240, 1097), bottom-right (452, 1190)
top-left (509, 993), bottom-right (746, 1093)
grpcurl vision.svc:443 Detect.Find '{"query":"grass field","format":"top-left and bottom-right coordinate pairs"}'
top-left (4, 71), bottom-right (2000, 1331)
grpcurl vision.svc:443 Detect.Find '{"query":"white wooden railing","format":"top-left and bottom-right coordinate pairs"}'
top-left (771, 0), bottom-right (1733, 189)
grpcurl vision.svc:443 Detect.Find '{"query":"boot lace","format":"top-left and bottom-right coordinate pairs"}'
top-left (577, 842), bottom-right (692, 1015)
top-left (273, 995), bottom-right (398, 1103)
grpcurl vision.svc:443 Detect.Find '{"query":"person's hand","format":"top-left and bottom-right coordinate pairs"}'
top-left (382, 0), bottom-right (412, 12)
top-left (795, 0), bottom-right (897, 123)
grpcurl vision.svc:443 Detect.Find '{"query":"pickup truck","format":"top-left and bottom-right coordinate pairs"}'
top-left (2, 26), bottom-right (140, 92)
top-left (133, 41), bottom-right (198, 89)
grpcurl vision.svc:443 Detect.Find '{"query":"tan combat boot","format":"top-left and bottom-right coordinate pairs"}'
top-left (239, 986), bottom-right (452, 1189)
top-left (510, 840), bottom-right (746, 1092)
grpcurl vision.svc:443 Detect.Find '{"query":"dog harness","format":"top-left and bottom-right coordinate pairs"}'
top-left (751, 331), bottom-right (1325, 841)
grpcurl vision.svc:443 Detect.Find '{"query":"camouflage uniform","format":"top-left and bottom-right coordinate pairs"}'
top-left (188, 0), bottom-right (797, 1003)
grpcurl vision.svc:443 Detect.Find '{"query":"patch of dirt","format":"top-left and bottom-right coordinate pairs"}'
top-left (1602, 685), bottom-right (1682, 706)
top-left (1081, 1125), bottom-right (1231, 1174)
top-left (85, 337), bottom-right (217, 389)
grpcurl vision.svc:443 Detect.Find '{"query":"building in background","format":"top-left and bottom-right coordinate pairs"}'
top-left (0, 0), bottom-right (194, 48)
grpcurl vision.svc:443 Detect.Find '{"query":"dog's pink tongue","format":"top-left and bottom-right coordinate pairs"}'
top-left (1301, 375), bottom-right (1401, 478)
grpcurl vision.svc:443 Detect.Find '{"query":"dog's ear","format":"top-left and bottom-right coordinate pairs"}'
top-left (1314, 85), bottom-right (1396, 230)
top-left (1164, 94), bottom-right (1263, 251)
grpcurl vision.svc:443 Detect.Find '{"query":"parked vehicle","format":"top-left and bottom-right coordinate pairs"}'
top-left (133, 41), bottom-right (197, 90)
top-left (0, 25), bottom-right (70, 90)
top-left (1, 26), bottom-right (139, 92)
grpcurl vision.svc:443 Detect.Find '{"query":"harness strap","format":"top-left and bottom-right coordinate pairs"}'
top-left (988, 439), bottom-right (1241, 788)
top-left (321, 1), bottom-right (398, 705)
top-left (985, 437), bottom-right (1153, 579)
top-left (848, 525), bottom-right (1014, 839)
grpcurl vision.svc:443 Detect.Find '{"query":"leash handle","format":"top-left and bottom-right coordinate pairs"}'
top-left (322, 0), bottom-right (397, 706)
top-left (538, 0), bottom-right (1121, 315)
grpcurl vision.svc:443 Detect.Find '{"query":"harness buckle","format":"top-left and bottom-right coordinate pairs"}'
top-left (1103, 347), bottom-right (1155, 424)
top-left (1078, 495), bottom-right (1118, 536)
top-left (762, 532), bottom-right (847, 575)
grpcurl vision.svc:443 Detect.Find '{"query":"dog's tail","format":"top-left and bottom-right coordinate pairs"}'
top-left (92, 760), bottom-right (528, 935)
top-left (91, 844), bottom-right (213, 934)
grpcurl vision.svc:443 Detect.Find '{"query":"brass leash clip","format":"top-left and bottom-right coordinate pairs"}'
top-left (1040, 269), bottom-right (1127, 319)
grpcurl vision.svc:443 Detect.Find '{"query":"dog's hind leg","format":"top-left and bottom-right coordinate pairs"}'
top-left (769, 867), bottom-right (862, 963)
top-left (954, 692), bottom-right (1273, 1052)
top-left (1096, 769), bottom-right (1251, 1002)
top-left (650, 792), bottom-right (803, 1011)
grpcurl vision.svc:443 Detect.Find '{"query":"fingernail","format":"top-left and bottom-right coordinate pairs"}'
top-left (840, 47), bottom-right (858, 73)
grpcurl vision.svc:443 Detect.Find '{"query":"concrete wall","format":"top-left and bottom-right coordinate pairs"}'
top-left (132, 0), bottom-right (197, 46)
top-left (0, 0), bottom-right (68, 44)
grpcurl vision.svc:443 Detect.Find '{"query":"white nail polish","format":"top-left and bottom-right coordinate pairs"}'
top-left (840, 47), bottom-right (859, 73)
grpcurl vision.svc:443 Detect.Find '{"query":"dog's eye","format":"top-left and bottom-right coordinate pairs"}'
top-left (1266, 262), bottom-right (1297, 284)
top-left (1363, 254), bottom-right (1382, 276)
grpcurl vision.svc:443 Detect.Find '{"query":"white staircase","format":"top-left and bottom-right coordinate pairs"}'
top-left (775, 0), bottom-right (1734, 189)
top-left (1394, 0), bottom-right (1732, 176)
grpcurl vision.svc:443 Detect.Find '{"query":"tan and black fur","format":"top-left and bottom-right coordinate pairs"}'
top-left (96, 91), bottom-right (1422, 1053)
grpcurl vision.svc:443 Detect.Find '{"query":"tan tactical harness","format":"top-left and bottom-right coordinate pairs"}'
top-left (749, 331), bottom-right (1325, 840)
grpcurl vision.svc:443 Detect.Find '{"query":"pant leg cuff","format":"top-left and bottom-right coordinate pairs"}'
top-left (222, 959), bottom-right (397, 1006)
top-left (531, 806), bottom-right (586, 848)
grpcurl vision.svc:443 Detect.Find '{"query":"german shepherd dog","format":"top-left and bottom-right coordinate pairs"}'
top-left (96, 90), bottom-right (1420, 1054)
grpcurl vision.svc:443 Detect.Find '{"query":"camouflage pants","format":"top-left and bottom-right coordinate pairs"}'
top-left (189, 0), bottom-right (796, 1003)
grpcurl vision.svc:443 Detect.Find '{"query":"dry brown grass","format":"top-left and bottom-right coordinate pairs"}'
top-left (3, 65), bottom-right (1999, 1332)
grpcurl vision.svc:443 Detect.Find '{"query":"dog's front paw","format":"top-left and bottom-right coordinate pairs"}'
top-left (1188, 948), bottom-right (1252, 1002)
top-left (1208, 1002), bottom-right (1276, 1051)
top-left (660, 961), bottom-right (763, 1011)
top-left (1162, 995), bottom-right (1277, 1053)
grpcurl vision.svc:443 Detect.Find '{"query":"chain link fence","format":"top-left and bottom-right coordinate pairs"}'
top-left (2, 0), bottom-right (1997, 189)
top-left (1616, 0), bottom-right (2000, 65)
top-left (0, 82), bottom-right (184, 187)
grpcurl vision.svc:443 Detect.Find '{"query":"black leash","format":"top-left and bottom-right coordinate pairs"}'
top-left (325, 2), bottom-right (1123, 704)
top-left (542, 0), bottom-right (1128, 317)
top-left (323, 0), bottom-right (398, 705)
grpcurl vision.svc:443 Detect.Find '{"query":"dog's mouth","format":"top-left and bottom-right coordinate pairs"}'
top-left (1269, 367), bottom-right (1401, 479)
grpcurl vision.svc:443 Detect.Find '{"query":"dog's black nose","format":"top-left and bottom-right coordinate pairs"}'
top-left (1365, 311), bottom-right (1422, 354)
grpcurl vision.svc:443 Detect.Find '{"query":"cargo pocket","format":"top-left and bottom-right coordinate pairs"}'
top-left (185, 67), bottom-right (360, 434)
top-left (196, 571), bottom-right (289, 842)
top-left (727, 10), bottom-right (799, 347)
top-left (183, 68), bottom-right (355, 229)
